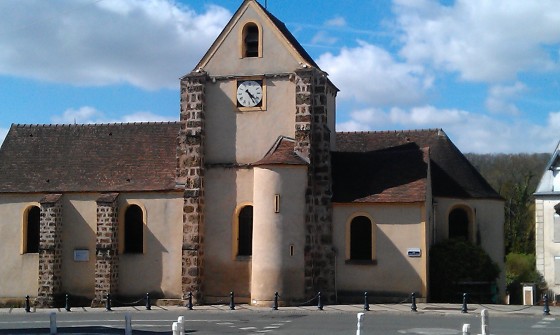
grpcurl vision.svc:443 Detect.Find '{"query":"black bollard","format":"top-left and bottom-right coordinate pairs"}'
top-left (411, 292), bottom-right (417, 312)
top-left (145, 292), bottom-right (151, 310)
top-left (24, 295), bottom-right (30, 313)
top-left (317, 292), bottom-right (323, 310)
top-left (363, 292), bottom-right (369, 311)
top-left (229, 291), bottom-right (235, 310)
top-left (65, 294), bottom-right (71, 312)
top-left (544, 294), bottom-right (551, 316)
top-left (461, 293), bottom-right (468, 313)
top-left (187, 292), bottom-right (193, 310)
top-left (272, 292), bottom-right (279, 310)
top-left (106, 293), bottom-right (112, 311)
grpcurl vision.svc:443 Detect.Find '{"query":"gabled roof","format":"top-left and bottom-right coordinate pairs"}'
top-left (332, 144), bottom-right (429, 203)
top-left (335, 129), bottom-right (502, 200)
top-left (0, 122), bottom-right (181, 193)
top-left (535, 140), bottom-right (560, 195)
top-left (253, 136), bottom-right (308, 166)
top-left (194, 0), bottom-right (319, 71)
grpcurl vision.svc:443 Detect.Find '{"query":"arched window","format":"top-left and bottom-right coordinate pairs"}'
top-left (350, 216), bottom-right (373, 261)
top-left (23, 206), bottom-right (40, 253)
top-left (242, 23), bottom-right (260, 58)
top-left (237, 205), bottom-right (253, 256)
top-left (449, 208), bottom-right (469, 240)
top-left (124, 205), bottom-right (144, 253)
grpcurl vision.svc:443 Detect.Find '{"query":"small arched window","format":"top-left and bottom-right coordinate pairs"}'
top-left (449, 208), bottom-right (470, 240)
top-left (124, 205), bottom-right (144, 253)
top-left (350, 216), bottom-right (373, 261)
top-left (242, 23), bottom-right (260, 58)
top-left (23, 206), bottom-right (40, 253)
top-left (237, 205), bottom-right (253, 256)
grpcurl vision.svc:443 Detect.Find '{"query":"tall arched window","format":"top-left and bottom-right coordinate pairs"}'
top-left (237, 205), bottom-right (253, 256)
top-left (242, 23), bottom-right (260, 58)
top-left (124, 205), bottom-right (144, 253)
top-left (350, 216), bottom-right (373, 261)
top-left (449, 208), bottom-right (469, 240)
top-left (23, 206), bottom-right (40, 253)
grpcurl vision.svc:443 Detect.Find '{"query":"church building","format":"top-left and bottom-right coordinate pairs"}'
top-left (0, 0), bottom-right (504, 307)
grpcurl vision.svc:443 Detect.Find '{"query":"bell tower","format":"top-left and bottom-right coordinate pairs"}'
top-left (177, 0), bottom-right (337, 305)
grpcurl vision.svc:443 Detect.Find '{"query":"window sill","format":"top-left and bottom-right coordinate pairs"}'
top-left (345, 259), bottom-right (377, 265)
top-left (236, 255), bottom-right (252, 261)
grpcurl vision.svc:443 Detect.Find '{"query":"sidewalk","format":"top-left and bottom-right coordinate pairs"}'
top-left (0, 303), bottom-right (554, 317)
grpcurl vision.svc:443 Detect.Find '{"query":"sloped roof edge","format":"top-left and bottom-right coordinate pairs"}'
top-left (191, 0), bottom-right (320, 74)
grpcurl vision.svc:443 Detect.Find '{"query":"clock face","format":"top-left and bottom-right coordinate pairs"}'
top-left (237, 80), bottom-right (263, 107)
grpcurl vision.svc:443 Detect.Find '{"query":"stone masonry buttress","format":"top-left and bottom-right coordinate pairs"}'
top-left (178, 71), bottom-right (207, 304)
top-left (295, 68), bottom-right (335, 303)
top-left (37, 194), bottom-right (63, 308)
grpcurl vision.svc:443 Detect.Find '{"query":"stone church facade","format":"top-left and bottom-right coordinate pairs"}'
top-left (0, 0), bottom-right (504, 307)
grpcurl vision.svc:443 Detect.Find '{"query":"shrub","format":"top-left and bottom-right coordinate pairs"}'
top-left (505, 252), bottom-right (545, 304)
top-left (429, 239), bottom-right (500, 302)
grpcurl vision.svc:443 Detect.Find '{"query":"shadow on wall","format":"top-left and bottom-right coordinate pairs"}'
top-left (337, 224), bottom-right (423, 304)
top-left (118, 225), bottom-right (167, 302)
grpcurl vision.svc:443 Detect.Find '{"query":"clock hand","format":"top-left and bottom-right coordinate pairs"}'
top-left (245, 89), bottom-right (257, 103)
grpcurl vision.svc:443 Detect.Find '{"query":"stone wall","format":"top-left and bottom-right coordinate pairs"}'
top-left (295, 68), bottom-right (335, 303)
top-left (36, 194), bottom-right (63, 308)
top-left (178, 71), bottom-right (207, 303)
top-left (92, 193), bottom-right (119, 307)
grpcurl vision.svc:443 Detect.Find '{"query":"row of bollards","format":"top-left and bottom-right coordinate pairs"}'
top-left (42, 312), bottom-right (133, 335)
top-left (461, 309), bottom-right (490, 335)
top-left (22, 291), bottom-right (554, 316)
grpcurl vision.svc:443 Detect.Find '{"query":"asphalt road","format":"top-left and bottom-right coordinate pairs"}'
top-left (0, 305), bottom-right (558, 334)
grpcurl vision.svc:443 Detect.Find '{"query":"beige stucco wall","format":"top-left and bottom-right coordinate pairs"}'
top-left (0, 194), bottom-right (41, 297)
top-left (204, 77), bottom-right (296, 164)
top-left (0, 192), bottom-right (183, 300)
top-left (251, 165), bottom-right (306, 305)
top-left (434, 197), bottom-right (506, 298)
top-left (202, 5), bottom-right (302, 76)
top-left (203, 167), bottom-right (254, 301)
top-left (115, 193), bottom-right (183, 298)
top-left (332, 203), bottom-right (428, 299)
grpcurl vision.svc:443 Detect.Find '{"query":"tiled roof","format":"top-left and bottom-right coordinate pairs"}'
top-left (0, 122), bottom-right (181, 193)
top-left (335, 129), bottom-right (501, 199)
top-left (253, 136), bottom-right (308, 166)
top-left (332, 145), bottom-right (428, 203)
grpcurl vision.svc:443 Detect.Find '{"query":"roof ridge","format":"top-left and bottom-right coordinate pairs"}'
top-left (337, 128), bottom-right (442, 135)
top-left (13, 121), bottom-right (180, 128)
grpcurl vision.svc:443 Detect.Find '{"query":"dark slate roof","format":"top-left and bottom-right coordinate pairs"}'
top-left (0, 122), bottom-right (181, 193)
top-left (335, 129), bottom-right (502, 199)
top-left (256, 1), bottom-right (319, 69)
top-left (332, 145), bottom-right (428, 203)
top-left (253, 136), bottom-right (308, 166)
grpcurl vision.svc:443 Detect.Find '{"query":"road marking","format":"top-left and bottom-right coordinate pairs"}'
top-left (239, 326), bottom-right (257, 330)
top-left (398, 328), bottom-right (460, 335)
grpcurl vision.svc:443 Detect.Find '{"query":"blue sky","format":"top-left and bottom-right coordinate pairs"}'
top-left (0, 0), bottom-right (559, 153)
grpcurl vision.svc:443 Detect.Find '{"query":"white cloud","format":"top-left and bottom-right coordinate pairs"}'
top-left (51, 106), bottom-right (174, 124)
top-left (336, 105), bottom-right (560, 153)
top-left (318, 41), bottom-right (431, 106)
top-left (395, 0), bottom-right (560, 82)
top-left (0, 128), bottom-right (8, 147)
top-left (485, 82), bottom-right (527, 115)
top-left (325, 16), bottom-right (346, 27)
top-left (311, 31), bottom-right (338, 46)
top-left (51, 106), bottom-right (105, 124)
top-left (0, 0), bottom-right (231, 89)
